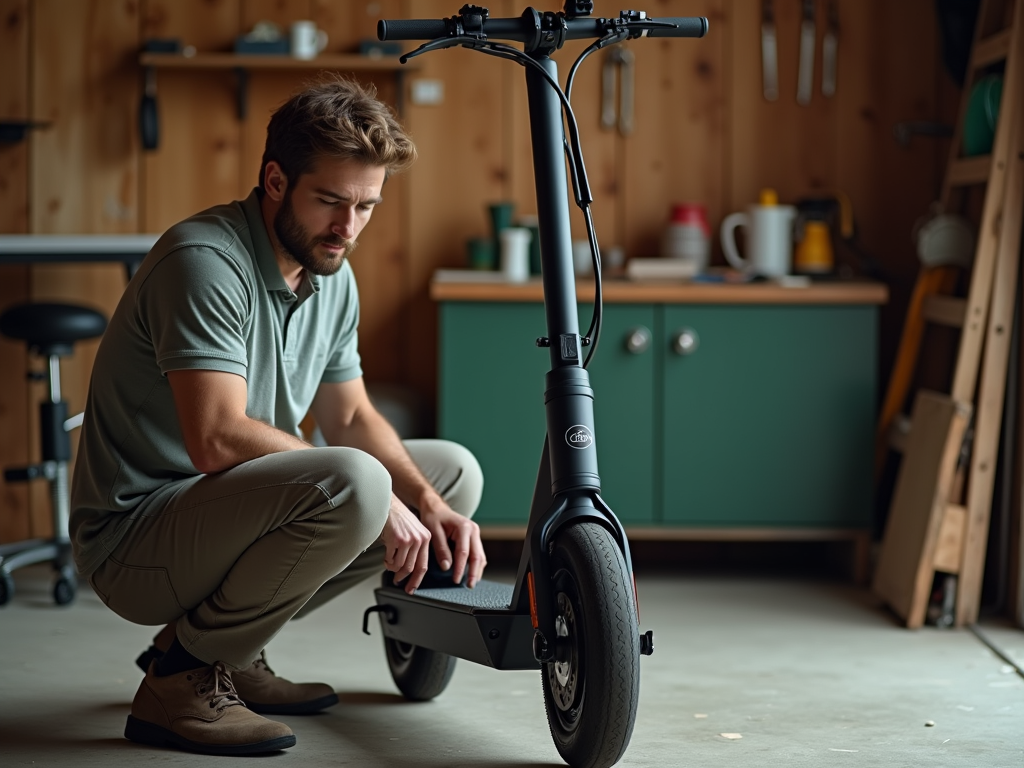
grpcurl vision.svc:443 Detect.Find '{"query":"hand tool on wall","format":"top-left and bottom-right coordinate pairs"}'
top-left (761, 0), bottom-right (779, 101)
top-left (822, 0), bottom-right (838, 97)
top-left (796, 0), bottom-right (816, 105)
top-left (601, 46), bottom-right (635, 135)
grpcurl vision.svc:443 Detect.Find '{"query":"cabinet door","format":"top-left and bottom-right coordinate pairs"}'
top-left (661, 305), bottom-right (876, 527)
top-left (438, 302), bottom-right (655, 525)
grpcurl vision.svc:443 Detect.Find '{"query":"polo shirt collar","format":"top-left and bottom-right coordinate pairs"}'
top-left (242, 188), bottom-right (291, 294)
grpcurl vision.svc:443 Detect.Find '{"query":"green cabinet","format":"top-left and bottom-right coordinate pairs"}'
top-left (438, 297), bottom-right (876, 531)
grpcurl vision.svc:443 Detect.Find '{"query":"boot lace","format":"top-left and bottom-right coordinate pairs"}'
top-left (191, 662), bottom-right (246, 713)
top-left (251, 650), bottom-right (274, 676)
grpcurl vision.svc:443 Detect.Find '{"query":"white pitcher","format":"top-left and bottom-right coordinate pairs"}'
top-left (720, 189), bottom-right (796, 278)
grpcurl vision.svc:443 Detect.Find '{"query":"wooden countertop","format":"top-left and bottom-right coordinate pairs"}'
top-left (430, 274), bottom-right (889, 305)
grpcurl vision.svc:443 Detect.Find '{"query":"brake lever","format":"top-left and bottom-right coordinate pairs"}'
top-left (400, 37), bottom-right (465, 63)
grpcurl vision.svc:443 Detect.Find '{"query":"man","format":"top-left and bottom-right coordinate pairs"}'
top-left (70, 77), bottom-right (487, 756)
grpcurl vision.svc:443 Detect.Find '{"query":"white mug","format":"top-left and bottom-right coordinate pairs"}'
top-left (291, 21), bottom-right (328, 60)
top-left (720, 204), bottom-right (796, 277)
top-left (500, 227), bottom-right (531, 282)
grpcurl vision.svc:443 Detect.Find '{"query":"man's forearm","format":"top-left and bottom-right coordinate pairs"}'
top-left (191, 416), bottom-right (311, 474)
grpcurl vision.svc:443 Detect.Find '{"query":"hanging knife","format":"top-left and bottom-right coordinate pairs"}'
top-left (761, 0), bottom-right (779, 101)
top-left (796, 0), bottom-right (815, 105)
top-left (601, 47), bottom-right (635, 136)
top-left (822, 0), bottom-right (838, 97)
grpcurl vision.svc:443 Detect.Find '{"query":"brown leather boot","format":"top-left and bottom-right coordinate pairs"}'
top-left (125, 661), bottom-right (295, 755)
top-left (232, 651), bottom-right (339, 715)
top-left (136, 624), bottom-right (339, 715)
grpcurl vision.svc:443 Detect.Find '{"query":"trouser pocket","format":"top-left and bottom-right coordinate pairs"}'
top-left (90, 558), bottom-right (184, 626)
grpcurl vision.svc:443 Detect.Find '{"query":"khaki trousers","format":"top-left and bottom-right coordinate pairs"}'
top-left (89, 440), bottom-right (482, 670)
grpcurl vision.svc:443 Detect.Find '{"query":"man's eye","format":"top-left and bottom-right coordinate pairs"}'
top-left (319, 198), bottom-right (338, 206)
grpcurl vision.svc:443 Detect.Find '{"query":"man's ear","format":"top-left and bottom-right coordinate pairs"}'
top-left (263, 161), bottom-right (288, 202)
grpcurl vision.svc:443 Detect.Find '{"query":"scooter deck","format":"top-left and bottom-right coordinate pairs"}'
top-left (372, 579), bottom-right (539, 670)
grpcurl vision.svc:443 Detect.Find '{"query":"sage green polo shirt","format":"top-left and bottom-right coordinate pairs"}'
top-left (70, 189), bottom-right (362, 577)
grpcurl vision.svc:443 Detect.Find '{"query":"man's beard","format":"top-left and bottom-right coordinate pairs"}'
top-left (273, 192), bottom-right (357, 277)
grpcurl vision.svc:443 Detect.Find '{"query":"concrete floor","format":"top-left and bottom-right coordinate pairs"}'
top-left (1, 562), bottom-right (1022, 768)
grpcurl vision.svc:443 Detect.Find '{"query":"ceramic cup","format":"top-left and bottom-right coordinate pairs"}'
top-left (500, 227), bottom-right (531, 282)
top-left (291, 21), bottom-right (328, 60)
top-left (720, 204), bottom-right (797, 277)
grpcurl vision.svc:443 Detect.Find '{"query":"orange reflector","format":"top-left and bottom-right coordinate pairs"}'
top-left (527, 571), bottom-right (539, 628)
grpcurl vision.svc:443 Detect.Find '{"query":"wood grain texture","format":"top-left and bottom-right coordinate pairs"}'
top-left (0, 0), bottom-right (31, 544)
top-left (401, 0), bottom-right (511, 405)
top-left (28, 0), bottom-right (140, 538)
top-left (625, 0), bottom-right (725, 260)
top-left (141, 0), bottom-right (242, 231)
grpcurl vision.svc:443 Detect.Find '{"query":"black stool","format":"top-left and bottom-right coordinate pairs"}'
top-left (0, 303), bottom-right (107, 606)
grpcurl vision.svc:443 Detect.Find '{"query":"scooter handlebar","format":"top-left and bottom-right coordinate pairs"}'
top-left (645, 17), bottom-right (708, 38)
top-left (377, 18), bottom-right (450, 41)
top-left (377, 14), bottom-right (708, 42)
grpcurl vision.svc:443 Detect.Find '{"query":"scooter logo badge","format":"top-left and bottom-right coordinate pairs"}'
top-left (565, 425), bottom-right (594, 449)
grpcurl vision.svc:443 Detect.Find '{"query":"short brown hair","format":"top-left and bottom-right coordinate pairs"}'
top-left (259, 76), bottom-right (416, 188)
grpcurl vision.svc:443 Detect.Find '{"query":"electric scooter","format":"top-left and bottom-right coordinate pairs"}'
top-left (362, 6), bottom-right (707, 767)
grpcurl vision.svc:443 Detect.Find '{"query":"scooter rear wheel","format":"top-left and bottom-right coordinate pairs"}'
top-left (384, 638), bottom-right (457, 701)
top-left (541, 521), bottom-right (640, 768)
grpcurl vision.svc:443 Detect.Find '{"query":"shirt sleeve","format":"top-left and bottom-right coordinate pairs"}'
top-left (135, 245), bottom-right (253, 378)
top-left (320, 260), bottom-right (363, 383)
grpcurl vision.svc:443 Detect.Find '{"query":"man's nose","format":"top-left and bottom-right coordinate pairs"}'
top-left (332, 208), bottom-right (356, 239)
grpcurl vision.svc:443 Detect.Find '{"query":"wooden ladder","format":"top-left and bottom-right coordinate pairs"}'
top-left (873, 0), bottom-right (1024, 628)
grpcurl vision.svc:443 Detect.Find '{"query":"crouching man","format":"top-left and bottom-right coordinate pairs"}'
top-left (70, 77), bottom-right (486, 756)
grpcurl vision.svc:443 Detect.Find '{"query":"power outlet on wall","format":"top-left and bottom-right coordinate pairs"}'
top-left (410, 79), bottom-right (445, 106)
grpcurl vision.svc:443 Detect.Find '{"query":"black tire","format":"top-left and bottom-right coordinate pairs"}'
top-left (53, 576), bottom-right (76, 606)
top-left (384, 638), bottom-right (457, 701)
top-left (540, 522), bottom-right (640, 768)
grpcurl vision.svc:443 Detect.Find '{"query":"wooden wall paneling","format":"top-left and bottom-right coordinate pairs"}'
top-left (242, 0), bottom-right (312, 35)
top-left (29, 0), bottom-right (140, 537)
top-left (402, 0), bottom-right (510, 408)
top-left (727, 0), bottom-right (838, 219)
top-left (312, 0), bottom-right (405, 54)
top-left (834, 0), bottom-right (944, 403)
top-left (141, 0), bottom-right (242, 231)
top-left (0, 0), bottom-right (32, 544)
top-left (624, 0), bottom-right (726, 260)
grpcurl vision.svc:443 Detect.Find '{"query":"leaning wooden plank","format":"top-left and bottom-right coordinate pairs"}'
top-left (874, 266), bottom-right (957, 481)
top-left (956, 77), bottom-right (1024, 626)
top-left (873, 391), bottom-right (971, 627)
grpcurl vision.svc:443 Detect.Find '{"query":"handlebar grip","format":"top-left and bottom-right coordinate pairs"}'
top-left (377, 18), bottom-right (449, 41)
top-left (646, 17), bottom-right (709, 38)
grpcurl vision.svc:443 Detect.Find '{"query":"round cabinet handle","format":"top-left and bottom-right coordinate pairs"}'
top-left (672, 328), bottom-right (700, 356)
top-left (624, 325), bottom-right (652, 355)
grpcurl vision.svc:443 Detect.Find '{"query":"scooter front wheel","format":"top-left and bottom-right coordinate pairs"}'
top-left (541, 521), bottom-right (640, 768)
top-left (384, 638), bottom-right (457, 701)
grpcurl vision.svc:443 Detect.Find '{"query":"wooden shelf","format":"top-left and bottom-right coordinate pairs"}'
top-left (431, 276), bottom-right (890, 305)
top-left (137, 52), bottom-right (416, 137)
top-left (139, 52), bottom-right (416, 71)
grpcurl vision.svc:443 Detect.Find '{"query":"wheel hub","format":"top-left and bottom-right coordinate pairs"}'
top-left (550, 592), bottom-right (580, 712)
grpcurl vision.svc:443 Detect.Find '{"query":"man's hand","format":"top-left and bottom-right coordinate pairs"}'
top-left (419, 499), bottom-right (486, 589)
top-left (380, 494), bottom-right (432, 594)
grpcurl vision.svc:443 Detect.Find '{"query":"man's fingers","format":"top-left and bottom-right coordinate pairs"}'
top-left (451, 525), bottom-right (472, 584)
top-left (467, 526), bottom-right (486, 588)
top-left (429, 524), bottom-right (453, 573)
top-left (405, 537), bottom-right (430, 594)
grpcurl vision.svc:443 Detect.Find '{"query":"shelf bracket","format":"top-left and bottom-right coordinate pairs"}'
top-left (234, 67), bottom-right (249, 120)
top-left (0, 120), bottom-right (53, 144)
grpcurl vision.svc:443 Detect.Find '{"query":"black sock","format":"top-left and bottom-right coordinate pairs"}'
top-left (155, 637), bottom-right (208, 677)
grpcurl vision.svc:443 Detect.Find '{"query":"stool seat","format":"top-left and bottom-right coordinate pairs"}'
top-left (0, 302), bottom-right (107, 356)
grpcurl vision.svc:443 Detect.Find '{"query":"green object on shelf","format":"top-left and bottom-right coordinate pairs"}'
top-left (963, 74), bottom-right (1003, 157)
